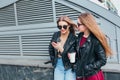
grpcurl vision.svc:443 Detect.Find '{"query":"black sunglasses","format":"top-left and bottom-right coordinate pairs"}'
top-left (57, 25), bottom-right (68, 30)
top-left (77, 23), bottom-right (83, 27)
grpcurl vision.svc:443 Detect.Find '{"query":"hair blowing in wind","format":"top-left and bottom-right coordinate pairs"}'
top-left (78, 13), bottom-right (112, 56)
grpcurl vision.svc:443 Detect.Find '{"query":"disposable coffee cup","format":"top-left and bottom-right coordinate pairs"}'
top-left (69, 52), bottom-right (76, 63)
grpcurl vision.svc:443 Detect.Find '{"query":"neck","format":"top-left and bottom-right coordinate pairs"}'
top-left (83, 30), bottom-right (90, 38)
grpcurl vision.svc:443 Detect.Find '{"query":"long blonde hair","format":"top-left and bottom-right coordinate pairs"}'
top-left (78, 13), bottom-right (112, 56)
top-left (57, 16), bottom-right (77, 34)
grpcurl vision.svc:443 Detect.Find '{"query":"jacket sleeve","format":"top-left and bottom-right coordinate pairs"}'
top-left (85, 40), bottom-right (107, 70)
top-left (68, 36), bottom-right (78, 63)
top-left (48, 33), bottom-right (56, 66)
top-left (69, 36), bottom-right (77, 53)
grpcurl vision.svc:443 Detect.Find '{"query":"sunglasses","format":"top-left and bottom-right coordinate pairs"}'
top-left (57, 25), bottom-right (68, 30)
top-left (77, 23), bottom-right (83, 27)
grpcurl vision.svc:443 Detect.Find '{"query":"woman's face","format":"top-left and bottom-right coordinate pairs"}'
top-left (58, 21), bottom-right (70, 34)
top-left (77, 19), bottom-right (87, 32)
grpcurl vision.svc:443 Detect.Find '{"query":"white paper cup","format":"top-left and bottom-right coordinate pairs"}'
top-left (69, 52), bottom-right (76, 63)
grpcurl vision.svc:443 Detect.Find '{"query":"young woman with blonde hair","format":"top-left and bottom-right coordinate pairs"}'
top-left (75, 13), bottom-right (112, 80)
top-left (49, 16), bottom-right (77, 80)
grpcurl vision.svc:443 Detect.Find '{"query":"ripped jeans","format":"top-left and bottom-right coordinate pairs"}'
top-left (54, 58), bottom-right (76, 80)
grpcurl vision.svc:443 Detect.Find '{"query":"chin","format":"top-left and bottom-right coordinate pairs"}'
top-left (61, 31), bottom-right (67, 34)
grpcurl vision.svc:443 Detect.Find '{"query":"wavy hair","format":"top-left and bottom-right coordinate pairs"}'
top-left (78, 13), bottom-right (112, 56)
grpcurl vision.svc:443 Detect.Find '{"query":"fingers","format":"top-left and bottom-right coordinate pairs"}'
top-left (51, 42), bottom-right (61, 47)
top-left (51, 42), bottom-right (63, 51)
top-left (51, 42), bottom-right (59, 50)
top-left (68, 53), bottom-right (70, 59)
top-left (51, 42), bottom-right (57, 46)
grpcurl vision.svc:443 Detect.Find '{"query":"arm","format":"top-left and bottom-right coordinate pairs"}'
top-left (85, 40), bottom-right (107, 70)
top-left (94, 41), bottom-right (107, 69)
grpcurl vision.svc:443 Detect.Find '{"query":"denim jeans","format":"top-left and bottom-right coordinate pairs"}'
top-left (54, 58), bottom-right (76, 80)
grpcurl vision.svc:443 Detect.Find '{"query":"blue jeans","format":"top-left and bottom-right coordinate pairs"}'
top-left (54, 58), bottom-right (76, 80)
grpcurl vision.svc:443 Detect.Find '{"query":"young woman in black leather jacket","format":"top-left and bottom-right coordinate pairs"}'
top-left (76, 13), bottom-right (112, 80)
top-left (49, 16), bottom-right (77, 80)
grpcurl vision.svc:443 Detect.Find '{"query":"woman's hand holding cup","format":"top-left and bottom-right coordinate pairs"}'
top-left (68, 52), bottom-right (76, 63)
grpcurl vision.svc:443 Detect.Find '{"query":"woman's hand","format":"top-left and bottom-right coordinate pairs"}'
top-left (51, 42), bottom-right (64, 52)
top-left (68, 53), bottom-right (70, 59)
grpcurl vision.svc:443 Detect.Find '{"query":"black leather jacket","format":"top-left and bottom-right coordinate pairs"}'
top-left (75, 32), bottom-right (107, 77)
top-left (49, 31), bottom-right (77, 69)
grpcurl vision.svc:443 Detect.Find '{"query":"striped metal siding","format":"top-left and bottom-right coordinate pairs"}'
top-left (0, 33), bottom-right (53, 56)
top-left (16, 0), bottom-right (53, 25)
top-left (0, 36), bottom-right (20, 55)
top-left (0, 0), bottom-right (118, 64)
top-left (0, 4), bottom-right (15, 27)
top-left (0, 0), bottom-right (55, 56)
top-left (22, 34), bottom-right (52, 56)
top-left (55, 2), bottom-right (80, 20)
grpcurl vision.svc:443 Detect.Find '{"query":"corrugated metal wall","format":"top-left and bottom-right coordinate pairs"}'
top-left (0, 0), bottom-right (54, 57)
top-left (16, 0), bottom-right (53, 25)
top-left (0, 0), bottom-right (119, 66)
top-left (0, 4), bottom-right (15, 27)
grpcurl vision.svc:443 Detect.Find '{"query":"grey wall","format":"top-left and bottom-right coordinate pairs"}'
top-left (0, 0), bottom-right (119, 66)
top-left (0, 0), bottom-right (120, 79)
